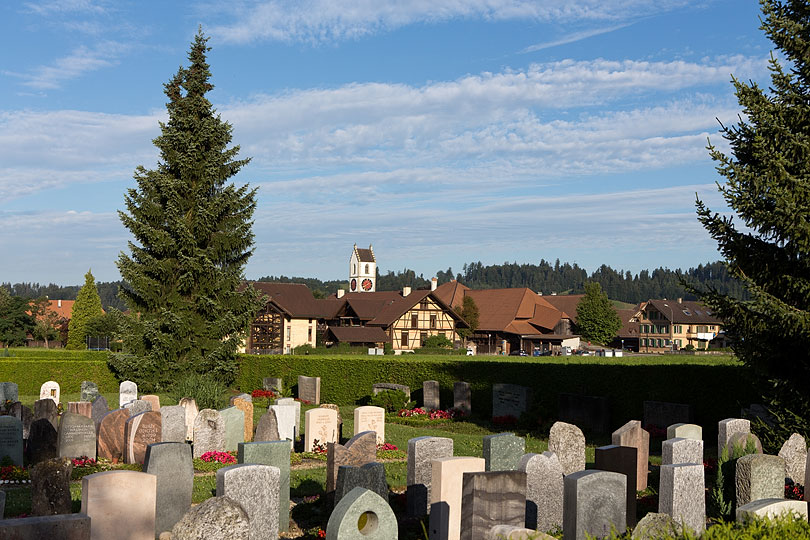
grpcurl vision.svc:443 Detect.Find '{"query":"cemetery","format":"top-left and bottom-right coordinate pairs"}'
top-left (0, 348), bottom-right (807, 538)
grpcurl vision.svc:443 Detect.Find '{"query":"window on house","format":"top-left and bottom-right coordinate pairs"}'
top-left (411, 314), bottom-right (418, 328)
top-left (286, 326), bottom-right (291, 341)
top-left (420, 332), bottom-right (427, 346)
top-left (401, 332), bottom-right (409, 347)
top-left (430, 315), bottom-right (437, 329)
top-left (308, 327), bottom-right (312, 341)
top-left (365, 264), bottom-right (369, 274)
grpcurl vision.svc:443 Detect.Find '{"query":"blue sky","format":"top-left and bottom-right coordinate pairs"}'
top-left (1, 0), bottom-right (774, 286)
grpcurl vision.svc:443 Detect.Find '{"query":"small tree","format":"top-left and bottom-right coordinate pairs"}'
top-left (31, 297), bottom-right (62, 348)
top-left (575, 282), bottom-right (621, 345)
top-left (0, 288), bottom-right (35, 347)
top-left (67, 270), bottom-right (104, 349)
top-left (454, 295), bottom-right (479, 341)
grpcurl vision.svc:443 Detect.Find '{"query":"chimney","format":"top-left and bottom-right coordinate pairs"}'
top-left (431, 277), bottom-right (438, 291)
top-left (337, 289), bottom-right (345, 299)
top-left (403, 286), bottom-right (411, 296)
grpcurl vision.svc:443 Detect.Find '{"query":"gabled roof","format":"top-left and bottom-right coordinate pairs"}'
top-left (433, 280), bottom-right (469, 309)
top-left (541, 294), bottom-right (585, 323)
top-left (463, 288), bottom-right (561, 332)
top-left (353, 244), bottom-right (375, 263)
top-left (645, 299), bottom-right (721, 324)
top-left (616, 308), bottom-right (640, 338)
top-left (29, 299), bottom-right (74, 321)
top-left (249, 282), bottom-right (324, 318)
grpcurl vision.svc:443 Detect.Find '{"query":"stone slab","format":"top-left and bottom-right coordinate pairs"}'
top-left (67, 402), bottom-right (92, 419)
top-left (563, 470), bottom-right (626, 540)
top-left (305, 407), bottom-right (338, 452)
top-left (268, 404), bottom-right (296, 446)
top-left (275, 397), bottom-right (301, 439)
top-left (119, 381), bottom-right (137, 408)
top-left (254, 409), bottom-right (280, 442)
top-left (170, 496), bottom-right (249, 540)
top-left (354, 405), bottom-right (385, 445)
top-left (778, 433), bottom-right (807, 484)
top-left (423, 380), bottom-right (440, 410)
top-left (28, 418), bottom-right (58, 465)
top-left (33, 398), bottom-right (58, 429)
top-left (298, 375), bottom-right (321, 404)
top-left (373, 383), bottom-right (411, 401)
top-left (559, 393), bottom-right (610, 434)
top-left (326, 487), bottom-right (398, 540)
top-left (30, 457), bottom-right (73, 516)
top-left (39, 381), bottom-right (60, 405)
top-left (232, 398), bottom-right (254, 443)
top-left (662, 437), bottom-right (703, 466)
top-left (97, 409), bottom-right (129, 462)
top-left (407, 436), bottom-right (453, 517)
top-left (642, 401), bottom-right (691, 431)
top-left (238, 441), bottom-right (291, 532)
top-left (335, 462), bottom-right (388, 506)
top-left (219, 406), bottom-right (245, 452)
top-left (327, 431), bottom-right (377, 493)
top-left (718, 418), bottom-right (749, 453)
top-left (611, 420), bottom-right (650, 491)
top-left (429, 456), bottom-right (486, 540)
top-left (519, 451), bottom-right (564, 533)
top-left (263, 377), bottom-right (282, 393)
top-left (80, 381), bottom-right (99, 403)
top-left (735, 453), bottom-right (785, 507)
top-left (216, 464), bottom-right (280, 540)
top-left (57, 412), bottom-right (96, 460)
top-left (659, 463), bottom-right (705, 534)
top-left (91, 396), bottom-right (108, 429)
top-left (81, 470), bottom-right (156, 540)
top-left (454, 381), bottom-right (471, 415)
top-left (140, 395), bottom-right (160, 411)
top-left (178, 398), bottom-right (198, 442)
top-left (482, 432), bottom-right (525, 472)
top-left (595, 445), bottom-right (637, 527)
top-left (124, 411), bottom-right (162, 465)
top-left (1, 382), bottom-right (19, 404)
top-left (492, 384), bottom-right (530, 420)
top-left (736, 498), bottom-right (808, 522)
top-left (666, 423), bottom-right (702, 441)
top-left (193, 409), bottom-right (225, 458)
top-left (144, 442), bottom-right (194, 537)
top-left (549, 421), bottom-right (586, 475)
top-left (0, 415), bottom-right (24, 466)
top-left (160, 405), bottom-right (186, 443)
top-left (460, 471), bottom-right (527, 540)
top-left (0, 513), bottom-right (91, 540)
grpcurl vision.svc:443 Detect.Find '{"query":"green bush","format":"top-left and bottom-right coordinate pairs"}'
top-left (292, 344), bottom-right (315, 355)
top-left (423, 335), bottom-right (452, 348)
top-left (171, 372), bottom-right (228, 411)
top-left (0, 359), bottom-right (119, 394)
top-left (370, 389), bottom-right (414, 412)
top-left (412, 346), bottom-right (465, 355)
top-left (710, 435), bottom-right (760, 520)
top-left (608, 514), bottom-right (810, 539)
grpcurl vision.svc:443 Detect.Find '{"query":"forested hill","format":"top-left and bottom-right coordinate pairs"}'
top-left (1, 281), bottom-right (127, 311)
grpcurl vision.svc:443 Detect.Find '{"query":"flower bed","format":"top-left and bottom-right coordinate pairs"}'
top-left (193, 451), bottom-right (237, 472)
top-left (0, 465), bottom-right (29, 483)
top-left (377, 442), bottom-right (406, 460)
top-left (388, 407), bottom-right (463, 427)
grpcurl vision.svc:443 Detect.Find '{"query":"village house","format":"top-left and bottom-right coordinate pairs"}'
top-left (637, 298), bottom-right (726, 352)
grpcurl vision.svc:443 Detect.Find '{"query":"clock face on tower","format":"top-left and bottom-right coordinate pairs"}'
top-left (362, 278), bottom-right (373, 291)
top-left (350, 279), bottom-right (357, 291)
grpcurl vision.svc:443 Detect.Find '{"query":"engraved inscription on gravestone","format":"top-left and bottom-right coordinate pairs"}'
top-left (492, 384), bottom-right (530, 419)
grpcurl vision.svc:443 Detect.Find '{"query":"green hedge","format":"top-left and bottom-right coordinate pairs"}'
top-left (0, 360), bottom-right (119, 394)
top-left (2, 348), bottom-right (108, 360)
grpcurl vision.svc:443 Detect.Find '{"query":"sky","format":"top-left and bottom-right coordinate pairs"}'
top-left (0, 0), bottom-right (776, 286)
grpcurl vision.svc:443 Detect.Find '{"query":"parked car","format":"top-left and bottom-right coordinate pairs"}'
top-left (509, 349), bottom-right (528, 356)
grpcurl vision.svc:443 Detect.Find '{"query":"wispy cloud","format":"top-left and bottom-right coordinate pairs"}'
top-left (23, 0), bottom-right (108, 16)
top-left (521, 23), bottom-right (631, 52)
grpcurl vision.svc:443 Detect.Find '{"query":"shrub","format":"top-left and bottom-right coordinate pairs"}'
top-left (423, 335), bottom-right (452, 348)
top-left (710, 434), bottom-right (760, 520)
top-left (370, 389), bottom-right (414, 412)
top-left (0, 359), bottom-right (118, 394)
top-left (171, 372), bottom-right (228, 411)
top-left (293, 344), bottom-right (315, 355)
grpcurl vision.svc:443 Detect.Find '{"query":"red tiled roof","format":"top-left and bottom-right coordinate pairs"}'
top-left (541, 294), bottom-right (585, 322)
top-left (249, 282), bottom-right (323, 318)
top-left (433, 280), bottom-right (469, 309)
top-left (354, 246), bottom-right (375, 263)
top-left (646, 299), bottom-right (721, 324)
top-left (464, 288), bottom-right (562, 332)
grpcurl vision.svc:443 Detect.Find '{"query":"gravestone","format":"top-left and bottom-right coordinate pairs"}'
top-left (666, 423), bottom-right (702, 441)
top-left (373, 383), bottom-right (411, 401)
top-left (238, 441), bottom-right (291, 532)
top-left (662, 437), bottom-right (703, 466)
top-left (778, 433), bottom-right (807, 484)
top-left (326, 487), bottom-right (398, 540)
top-left (119, 380), bottom-right (137, 408)
top-left (144, 442), bottom-right (194, 537)
top-left (229, 393), bottom-right (252, 404)
top-left (0, 415), bottom-right (24, 466)
top-left (519, 451), bottom-right (564, 532)
top-left (9, 401), bottom-right (32, 440)
top-left (659, 463), bottom-right (705, 534)
top-left (57, 412), bottom-right (96, 460)
top-left (298, 375), bottom-right (321, 404)
top-left (33, 398), bottom-right (58, 429)
top-left (28, 418), bottom-right (58, 465)
top-left (217, 464), bottom-right (280, 540)
top-left (642, 401), bottom-right (692, 431)
top-left (1, 382), bottom-right (19, 403)
top-left (193, 409), bottom-right (225, 458)
top-left (268, 404), bottom-right (296, 445)
top-left (321, 403), bottom-right (343, 440)
top-left (91, 395), bottom-right (108, 428)
top-left (30, 457), bottom-right (73, 516)
top-left (39, 381), bottom-right (60, 405)
top-left (141, 394), bottom-right (160, 411)
top-left (735, 453), bottom-right (786, 507)
top-left (488, 525), bottom-right (555, 540)
top-left (728, 431), bottom-right (763, 454)
top-left (275, 397), bottom-right (301, 439)
top-left (631, 513), bottom-right (680, 540)
top-left (160, 405), bottom-right (187, 443)
top-left (563, 470), bottom-right (626, 540)
top-left (611, 420), bottom-right (650, 491)
top-left (81, 470), bottom-right (156, 540)
top-left (335, 462), bottom-right (388, 506)
top-left (232, 398), bottom-right (254, 443)
top-left (736, 498), bottom-right (809, 522)
top-left (305, 407), bottom-right (338, 452)
top-left (97, 408), bottom-right (130, 462)
top-left (429, 456), bottom-right (486, 540)
top-left (558, 393), bottom-right (611, 434)
top-left (454, 381), bottom-right (471, 415)
top-left (254, 409), bottom-right (281, 442)
top-left (179, 397), bottom-right (198, 441)
top-left (124, 399), bottom-right (151, 416)
top-left (549, 421), bottom-right (586, 475)
top-left (407, 436), bottom-right (453, 517)
top-left (595, 445), bottom-right (638, 527)
top-left (124, 410), bottom-right (162, 464)
top-left (482, 432), bottom-right (525, 471)
top-left (218, 406), bottom-right (245, 452)
top-left (423, 380), bottom-right (440, 410)
top-left (263, 377), bottom-right (282, 393)
top-left (718, 418), bottom-right (750, 453)
top-left (327, 431), bottom-right (377, 493)
top-left (67, 401), bottom-right (92, 419)
top-left (460, 471), bottom-right (527, 540)
top-left (0, 514), bottom-right (90, 538)
top-left (171, 496), bottom-right (250, 540)
top-left (80, 381), bottom-right (99, 403)
top-left (492, 384), bottom-right (530, 420)
top-left (354, 405), bottom-right (385, 444)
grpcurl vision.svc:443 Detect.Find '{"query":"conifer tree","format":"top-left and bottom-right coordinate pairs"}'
top-left (695, 0), bottom-right (810, 446)
top-left (67, 270), bottom-right (104, 349)
top-left (116, 30), bottom-right (262, 388)
top-left (575, 282), bottom-right (621, 345)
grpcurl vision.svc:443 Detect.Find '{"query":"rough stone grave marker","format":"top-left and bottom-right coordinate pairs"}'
top-left (519, 451), bottom-right (564, 532)
top-left (254, 409), bottom-right (281, 442)
top-left (28, 418), bottom-right (58, 465)
top-left (482, 432), bottom-right (525, 472)
top-left (217, 464), bottom-right (280, 540)
top-left (659, 463), bottom-right (705, 534)
top-left (298, 375), bottom-right (321, 404)
top-left (595, 445), bottom-right (638, 527)
top-left (335, 462), bottom-right (388, 506)
top-left (179, 397), bottom-right (198, 441)
top-left (124, 410), bottom-right (162, 464)
top-left (662, 437), bottom-right (703, 466)
top-left (9, 401), bottom-right (32, 441)
top-left (327, 431), bottom-right (377, 493)
top-left (0, 415), bottom-right (24, 466)
top-left (33, 398), bottom-right (58, 429)
top-left (611, 420), bottom-right (650, 491)
top-left (39, 381), bottom-right (60, 405)
top-left (30, 457), bottom-right (73, 516)
top-left (119, 380), bottom-right (137, 408)
top-left (326, 487), bottom-right (398, 540)
top-left (549, 421), bottom-right (586, 475)
top-left (219, 406), bottom-right (245, 452)
top-left (263, 377), bottom-right (283, 393)
top-left (563, 470), bottom-right (626, 540)
top-left (124, 399), bottom-right (151, 416)
top-left (238, 441), bottom-right (291, 532)
top-left (80, 381), bottom-right (99, 403)
top-left (778, 433), bottom-right (807, 484)
top-left (736, 498), bottom-right (808, 522)
top-left (407, 436), bottom-right (453, 517)
top-left (81, 470), bottom-right (156, 540)
top-left (193, 409), bottom-right (225, 459)
top-left (305, 407), bottom-right (338, 452)
top-left (735, 453), bottom-right (786, 507)
top-left (492, 384), bottom-right (530, 420)
top-left (2, 382), bottom-right (19, 403)
top-left (718, 418), bottom-right (750, 453)
top-left (160, 405), bottom-right (187, 443)
top-left (97, 408), bottom-right (129, 462)
top-left (423, 380), bottom-right (440, 410)
top-left (454, 381), bottom-right (471, 415)
top-left (232, 398), bottom-right (254, 443)
top-left (354, 405), bottom-right (385, 444)
top-left (429, 456), bottom-right (486, 540)
top-left (170, 496), bottom-right (250, 539)
top-left (0, 513), bottom-right (90, 538)
top-left (57, 412), bottom-right (96, 460)
top-left (144, 442), bottom-right (194, 537)
top-left (460, 471), bottom-right (527, 540)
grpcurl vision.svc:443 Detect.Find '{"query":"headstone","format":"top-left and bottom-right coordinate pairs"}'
top-left (595, 445), bottom-right (637, 527)
top-left (611, 420), bottom-right (650, 491)
top-left (178, 397), bottom-right (198, 442)
top-left (144, 442), bottom-right (194, 537)
top-left (97, 408), bottom-right (130, 462)
top-left (9, 401), bottom-right (32, 440)
top-left (423, 380), bottom-right (440, 410)
top-left (232, 398), bottom-right (254, 443)
top-left (91, 396), bottom-right (108, 428)
top-left (659, 463), bottom-right (705, 534)
top-left (630, 513), bottom-right (680, 539)
top-left (39, 381), bottom-right (60, 405)
top-left (254, 409), bottom-right (281, 442)
top-left (327, 431), bottom-right (377, 493)
top-left (718, 418), bottom-right (750, 453)
top-left (666, 423), bottom-right (702, 441)
top-left (124, 399), bottom-right (151, 416)
top-left (662, 437), bottom-right (703, 466)
top-left (454, 381), bottom-right (471, 415)
top-left (238, 441), bottom-right (291, 532)
top-left (1, 382), bottom-right (19, 403)
top-left (728, 431), bottom-right (763, 454)
top-left (492, 384), bottom-right (530, 420)
top-left (229, 393), bottom-right (252, 404)
top-left (57, 412), bottom-right (96, 460)
top-left (735, 453), bottom-right (785, 507)
top-left (119, 380), bottom-right (137, 408)
top-left (563, 470), bottom-right (626, 540)
top-left (519, 451), bottom-right (564, 533)
top-left (80, 381), bottom-right (99, 403)
top-left (558, 393), bottom-right (611, 434)
top-left (160, 405), bottom-right (187, 443)
top-left (81, 470), bottom-right (156, 540)
top-left (0, 415), bottom-right (24, 466)
top-left (482, 432), bottom-right (525, 472)
top-left (373, 383), bottom-right (411, 401)
top-left (0, 514), bottom-right (91, 538)
top-left (67, 401), bottom-right (92, 419)
top-left (170, 496), bottom-right (250, 540)
top-left (263, 377), bottom-right (283, 393)
top-left (407, 436), bottom-right (454, 517)
top-left (275, 397), bottom-right (301, 439)
top-left (326, 487), bottom-right (398, 540)
top-left (642, 401), bottom-right (691, 431)
top-left (736, 498), bottom-right (808, 522)
top-left (354, 405), bottom-right (385, 445)
top-left (298, 375), bottom-right (321, 404)
top-left (193, 409), bottom-right (226, 459)
top-left (460, 471), bottom-right (527, 540)
top-left (141, 395), bottom-right (160, 411)
top-left (30, 457), bottom-right (73, 516)
top-left (778, 433), bottom-right (807, 484)
top-left (28, 418), bottom-right (58, 465)
top-left (321, 403), bottom-right (343, 440)
top-left (124, 410), bottom-right (162, 464)
top-left (268, 404), bottom-right (296, 446)
top-left (335, 462), bottom-right (388, 506)
top-left (429, 457), bottom-right (486, 540)
top-left (217, 464), bottom-right (280, 540)
top-left (219, 406), bottom-right (245, 452)
top-left (33, 398), bottom-right (58, 429)
top-left (305, 407), bottom-right (338, 452)
top-left (549, 421), bottom-right (586, 475)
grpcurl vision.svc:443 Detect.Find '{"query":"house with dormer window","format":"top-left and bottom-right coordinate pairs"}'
top-left (637, 298), bottom-right (726, 352)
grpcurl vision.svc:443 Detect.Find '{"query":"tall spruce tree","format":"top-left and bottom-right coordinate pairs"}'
top-left (575, 282), bottom-right (621, 345)
top-left (67, 270), bottom-right (104, 349)
top-left (116, 30), bottom-right (262, 389)
top-left (695, 0), bottom-right (810, 448)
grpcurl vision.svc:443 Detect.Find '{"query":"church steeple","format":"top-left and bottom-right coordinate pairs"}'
top-left (349, 244), bottom-right (376, 292)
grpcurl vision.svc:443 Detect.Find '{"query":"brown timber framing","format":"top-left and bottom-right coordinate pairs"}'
top-left (388, 296), bottom-right (457, 350)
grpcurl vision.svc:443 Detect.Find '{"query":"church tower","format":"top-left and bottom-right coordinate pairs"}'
top-left (349, 244), bottom-right (376, 292)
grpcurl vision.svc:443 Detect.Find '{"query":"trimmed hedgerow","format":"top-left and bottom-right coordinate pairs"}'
top-left (0, 359), bottom-right (119, 394)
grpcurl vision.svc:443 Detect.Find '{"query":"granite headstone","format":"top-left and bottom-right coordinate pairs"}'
top-left (407, 436), bottom-right (453, 517)
top-left (57, 412), bottom-right (96, 460)
top-left (519, 451), bottom-right (564, 532)
top-left (460, 471), bottom-right (527, 540)
top-left (238, 441), bottom-right (291, 532)
top-left (216, 464), bottom-right (280, 540)
top-left (144, 442), bottom-right (194, 537)
top-left (549, 421), bottom-right (586, 475)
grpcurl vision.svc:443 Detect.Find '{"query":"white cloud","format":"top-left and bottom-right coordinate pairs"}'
top-left (23, 0), bottom-right (108, 16)
top-left (521, 23), bottom-right (632, 52)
